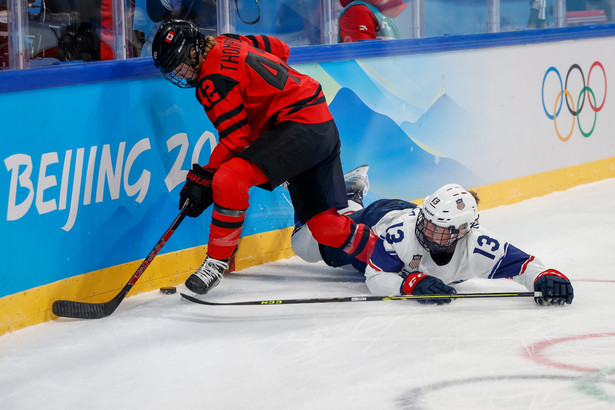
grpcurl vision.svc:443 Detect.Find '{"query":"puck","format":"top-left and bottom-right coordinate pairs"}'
top-left (160, 287), bottom-right (177, 295)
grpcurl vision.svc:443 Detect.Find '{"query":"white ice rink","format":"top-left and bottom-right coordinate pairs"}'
top-left (1, 179), bottom-right (615, 409)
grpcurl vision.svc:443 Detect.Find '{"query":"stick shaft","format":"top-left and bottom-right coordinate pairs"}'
top-left (181, 291), bottom-right (538, 306)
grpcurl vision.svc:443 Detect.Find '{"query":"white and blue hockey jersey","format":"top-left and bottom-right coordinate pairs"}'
top-left (364, 207), bottom-right (548, 296)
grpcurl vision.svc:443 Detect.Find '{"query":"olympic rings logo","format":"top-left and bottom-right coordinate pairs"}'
top-left (541, 61), bottom-right (607, 142)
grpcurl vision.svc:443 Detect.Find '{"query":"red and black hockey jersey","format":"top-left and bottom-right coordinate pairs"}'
top-left (195, 34), bottom-right (333, 170)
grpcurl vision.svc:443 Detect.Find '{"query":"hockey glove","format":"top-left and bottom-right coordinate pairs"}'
top-left (180, 164), bottom-right (214, 217)
top-left (534, 269), bottom-right (573, 306)
top-left (401, 271), bottom-right (456, 305)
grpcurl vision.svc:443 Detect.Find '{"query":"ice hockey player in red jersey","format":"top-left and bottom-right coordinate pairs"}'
top-left (152, 19), bottom-right (378, 295)
top-left (338, 0), bottom-right (407, 43)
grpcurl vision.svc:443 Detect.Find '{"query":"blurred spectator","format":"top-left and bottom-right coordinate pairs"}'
top-left (79, 0), bottom-right (144, 59)
top-left (527, 0), bottom-right (547, 28)
top-left (338, 0), bottom-right (407, 43)
top-left (147, 0), bottom-right (216, 36)
top-left (26, 0), bottom-right (144, 63)
top-left (56, 21), bottom-right (101, 61)
top-left (1, 0), bottom-right (9, 68)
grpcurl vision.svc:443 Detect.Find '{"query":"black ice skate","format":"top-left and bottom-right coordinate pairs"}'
top-left (185, 256), bottom-right (229, 295)
top-left (344, 164), bottom-right (370, 207)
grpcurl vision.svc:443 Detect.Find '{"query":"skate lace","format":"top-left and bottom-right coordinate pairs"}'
top-left (194, 258), bottom-right (228, 285)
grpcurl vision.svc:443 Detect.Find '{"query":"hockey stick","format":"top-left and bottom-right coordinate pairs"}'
top-left (180, 291), bottom-right (538, 306)
top-left (52, 201), bottom-right (192, 319)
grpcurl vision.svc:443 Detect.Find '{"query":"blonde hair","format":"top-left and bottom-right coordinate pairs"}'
top-left (468, 189), bottom-right (480, 206)
top-left (203, 36), bottom-right (216, 54)
top-left (195, 36), bottom-right (217, 71)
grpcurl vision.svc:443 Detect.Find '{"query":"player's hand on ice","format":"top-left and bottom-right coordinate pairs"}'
top-left (180, 164), bottom-right (214, 217)
top-left (534, 269), bottom-right (573, 306)
top-left (401, 271), bottom-right (456, 305)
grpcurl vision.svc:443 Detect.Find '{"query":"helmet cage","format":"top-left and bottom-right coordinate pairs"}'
top-left (162, 55), bottom-right (200, 88)
top-left (415, 210), bottom-right (472, 253)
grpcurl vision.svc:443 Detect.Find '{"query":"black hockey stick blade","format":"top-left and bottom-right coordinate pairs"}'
top-left (52, 201), bottom-right (191, 319)
top-left (180, 291), bottom-right (538, 306)
top-left (52, 284), bottom-right (134, 319)
top-left (52, 298), bottom-right (120, 319)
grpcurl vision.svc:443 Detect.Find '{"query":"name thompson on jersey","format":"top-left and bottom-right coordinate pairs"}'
top-left (292, 180), bottom-right (574, 306)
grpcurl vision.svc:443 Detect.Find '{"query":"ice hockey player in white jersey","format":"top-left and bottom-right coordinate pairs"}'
top-left (291, 166), bottom-right (574, 306)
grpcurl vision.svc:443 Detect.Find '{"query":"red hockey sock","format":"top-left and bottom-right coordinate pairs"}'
top-left (306, 209), bottom-right (377, 263)
top-left (306, 208), bottom-right (353, 248)
top-left (342, 222), bottom-right (378, 263)
top-left (208, 205), bottom-right (246, 260)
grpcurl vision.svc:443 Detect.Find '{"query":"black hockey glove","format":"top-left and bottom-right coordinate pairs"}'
top-left (401, 271), bottom-right (456, 305)
top-left (180, 164), bottom-right (214, 217)
top-left (534, 270), bottom-right (573, 306)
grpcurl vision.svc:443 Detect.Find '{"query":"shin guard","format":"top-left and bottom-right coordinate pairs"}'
top-left (208, 205), bottom-right (245, 260)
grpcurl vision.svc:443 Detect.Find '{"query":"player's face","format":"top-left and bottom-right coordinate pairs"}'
top-left (173, 62), bottom-right (199, 83)
top-left (422, 220), bottom-right (452, 245)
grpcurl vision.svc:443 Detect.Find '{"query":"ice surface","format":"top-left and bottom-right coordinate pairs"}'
top-left (1, 179), bottom-right (615, 409)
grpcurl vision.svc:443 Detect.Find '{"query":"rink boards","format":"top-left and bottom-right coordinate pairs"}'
top-left (2, 30), bottom-right (615, 334)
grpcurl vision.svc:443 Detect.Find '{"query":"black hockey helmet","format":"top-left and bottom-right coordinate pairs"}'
top-left (152, 19), bottom-right (206, 88)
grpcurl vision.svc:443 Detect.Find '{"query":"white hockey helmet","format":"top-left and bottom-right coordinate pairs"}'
top-left (416, 184), bottom-right (479, 253)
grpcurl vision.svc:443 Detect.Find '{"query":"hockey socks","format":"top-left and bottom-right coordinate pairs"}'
top-left (307, 208), bottom-right (377, 264)
top-left (208, 205), bottom-right (246, 260)
top-left (341, 221), bottom-right (378, 264)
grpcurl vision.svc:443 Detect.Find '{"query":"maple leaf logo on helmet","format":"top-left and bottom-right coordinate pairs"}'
top-left (165, 31), bottom-right (175, 43)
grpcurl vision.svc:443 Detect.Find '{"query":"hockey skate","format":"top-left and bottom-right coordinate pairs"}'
top-left (344, 164), bottom-right (370, 207)
top-left (185, 256), bottom-right (229, 295)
